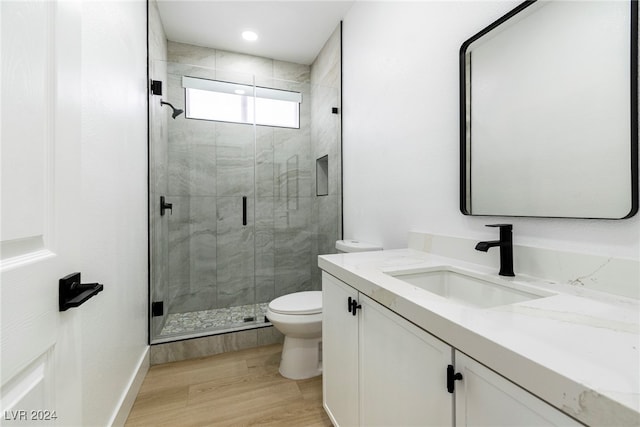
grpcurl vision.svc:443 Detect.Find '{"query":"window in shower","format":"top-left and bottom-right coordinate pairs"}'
top-left (183, 76), bottom-right (301, 128)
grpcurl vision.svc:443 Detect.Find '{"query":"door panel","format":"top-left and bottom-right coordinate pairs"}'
top-left (455, 352), bottom-right (581, 426)
top-left (1, 0), bottom-right (81, 422)
top-left (360, 294), bottom-right (453, 427)
top-left (0, 1), bottom-right (51, 247)
top-left (322, 272), bottom-right (359, 426)
top-left (1, 351), bottom-right (54, 426)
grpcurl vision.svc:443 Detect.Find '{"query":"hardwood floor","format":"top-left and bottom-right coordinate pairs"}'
top-left (125, 343), bottom-right (332, 426)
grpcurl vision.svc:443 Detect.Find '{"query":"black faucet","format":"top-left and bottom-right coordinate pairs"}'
top-left (475, 224), bottom-right (515, 277)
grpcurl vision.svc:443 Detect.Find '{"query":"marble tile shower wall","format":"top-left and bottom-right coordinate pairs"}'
top-left (162, 41), bottom-right (332, 315)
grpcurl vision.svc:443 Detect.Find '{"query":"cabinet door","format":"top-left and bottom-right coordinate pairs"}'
top-left (359, 294), bottom-right (453, 427)
top-left (455, 352), bottom-right (581, 426)
top-left (322, 272), bottom-right (360, 426)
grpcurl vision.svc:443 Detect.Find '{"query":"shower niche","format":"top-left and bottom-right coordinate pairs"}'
top-left (316, 155), bottom-right (329, 197)
top-left (148, 53), bottom-right (342, 343)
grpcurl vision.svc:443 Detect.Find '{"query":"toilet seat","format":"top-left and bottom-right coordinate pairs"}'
top-left (268, 291), bottom-right (322, 315)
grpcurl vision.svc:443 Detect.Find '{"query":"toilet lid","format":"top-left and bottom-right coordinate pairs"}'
top-left (269, 291), bottom-right (322, 315)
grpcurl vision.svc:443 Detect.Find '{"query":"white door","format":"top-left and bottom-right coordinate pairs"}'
top-left (359, 294), bottom-right (453, 427)
top-left (1, 1), bottom-right (82, 425)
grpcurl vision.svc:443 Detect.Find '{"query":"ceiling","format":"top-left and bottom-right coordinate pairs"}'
top-left (156, 1), bottom-right (355, 65)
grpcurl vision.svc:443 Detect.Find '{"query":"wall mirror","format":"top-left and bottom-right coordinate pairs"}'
top-left (460, 0), bottom-right (638, 219)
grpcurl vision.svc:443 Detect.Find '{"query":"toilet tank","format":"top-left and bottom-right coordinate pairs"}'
top-left (335, 239), bottom-right (383, 253)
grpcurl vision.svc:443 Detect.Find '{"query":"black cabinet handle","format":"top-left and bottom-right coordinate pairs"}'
top-left (348, 296), bottom-right (361, 316)
top-left (447, 364), bottom-right (463, 393)
top-left (351, 301), bottom-right (361, 316)
top-left (242, 196), bottom-right (247, 226)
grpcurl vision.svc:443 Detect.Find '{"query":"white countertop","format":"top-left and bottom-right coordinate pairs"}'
top-left (319, 249), bottom-right (640, 427)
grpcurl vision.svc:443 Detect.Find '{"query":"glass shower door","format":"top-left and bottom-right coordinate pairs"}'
top-left (149, 62), bottom-right (258, 342)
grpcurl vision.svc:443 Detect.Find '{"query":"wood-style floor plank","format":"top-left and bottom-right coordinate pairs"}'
top-left (125, 343), bottom-right (332, 427)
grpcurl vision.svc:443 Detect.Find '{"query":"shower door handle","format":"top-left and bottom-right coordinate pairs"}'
top-left (242, 196), bottom-right (247, 226)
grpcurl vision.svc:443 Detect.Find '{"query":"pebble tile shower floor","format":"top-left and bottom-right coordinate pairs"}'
top-left (161, 303), bottom-right (270, 336)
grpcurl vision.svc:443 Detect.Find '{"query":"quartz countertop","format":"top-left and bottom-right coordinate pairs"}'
top-left (318, 249), bottom-right (640, 427)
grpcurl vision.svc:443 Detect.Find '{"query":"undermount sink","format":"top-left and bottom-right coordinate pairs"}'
top-left (386, 267), bottom-right (551, 308)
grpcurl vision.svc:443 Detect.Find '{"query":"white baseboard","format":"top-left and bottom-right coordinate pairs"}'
top-left (109, 346), bottom-right (150, 426)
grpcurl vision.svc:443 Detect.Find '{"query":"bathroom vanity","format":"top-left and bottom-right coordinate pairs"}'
top-left (319, 234), bottom-right (640, 426)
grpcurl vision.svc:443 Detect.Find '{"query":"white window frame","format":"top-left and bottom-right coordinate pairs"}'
top-left (182, 76), bottom-right (301, 129)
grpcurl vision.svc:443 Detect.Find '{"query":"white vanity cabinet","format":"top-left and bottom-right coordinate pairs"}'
top-left (322, 272), bottom-right (452, 427)
top-left (323, 272), bottom-right (582, 427)
top-left (454, 352), bottom-right (581, 426)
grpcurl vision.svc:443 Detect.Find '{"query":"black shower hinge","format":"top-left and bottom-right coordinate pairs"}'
top-left (151, 301), bottom-right (164, 317)
top-left (332, 107), bottom-right (339, 114)
top-left (150, 80), bottom-right (163, 96)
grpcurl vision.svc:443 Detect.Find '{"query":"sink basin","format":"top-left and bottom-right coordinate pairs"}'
top-left (386, 267), bottom-right (550, 308)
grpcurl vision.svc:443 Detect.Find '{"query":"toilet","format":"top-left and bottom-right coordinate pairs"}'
top-left (335, 239), bottom-right (383, 254)
top-left (267, 291), bottom-right (323, 380)
top-left (267, 239), bottom-right (382, 380)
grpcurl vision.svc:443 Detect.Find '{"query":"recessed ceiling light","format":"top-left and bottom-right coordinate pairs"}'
top-left (242, 30), bottom-right (258, 41)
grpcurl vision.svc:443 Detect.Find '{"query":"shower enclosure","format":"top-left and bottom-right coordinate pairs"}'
top-left (149, 59), bottom-right (341, 343)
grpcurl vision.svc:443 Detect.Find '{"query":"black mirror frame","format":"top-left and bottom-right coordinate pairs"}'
top-left (459, 0), bottom-right (638, 219)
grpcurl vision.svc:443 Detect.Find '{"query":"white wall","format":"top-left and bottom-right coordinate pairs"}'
top-left (80, 1), bottom-right (148, 425)
top-left (342, 1), bottom-right (639, 262)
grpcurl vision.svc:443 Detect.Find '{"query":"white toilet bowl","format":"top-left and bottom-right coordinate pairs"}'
top-left (266, 291), bottom-right (322, 380)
